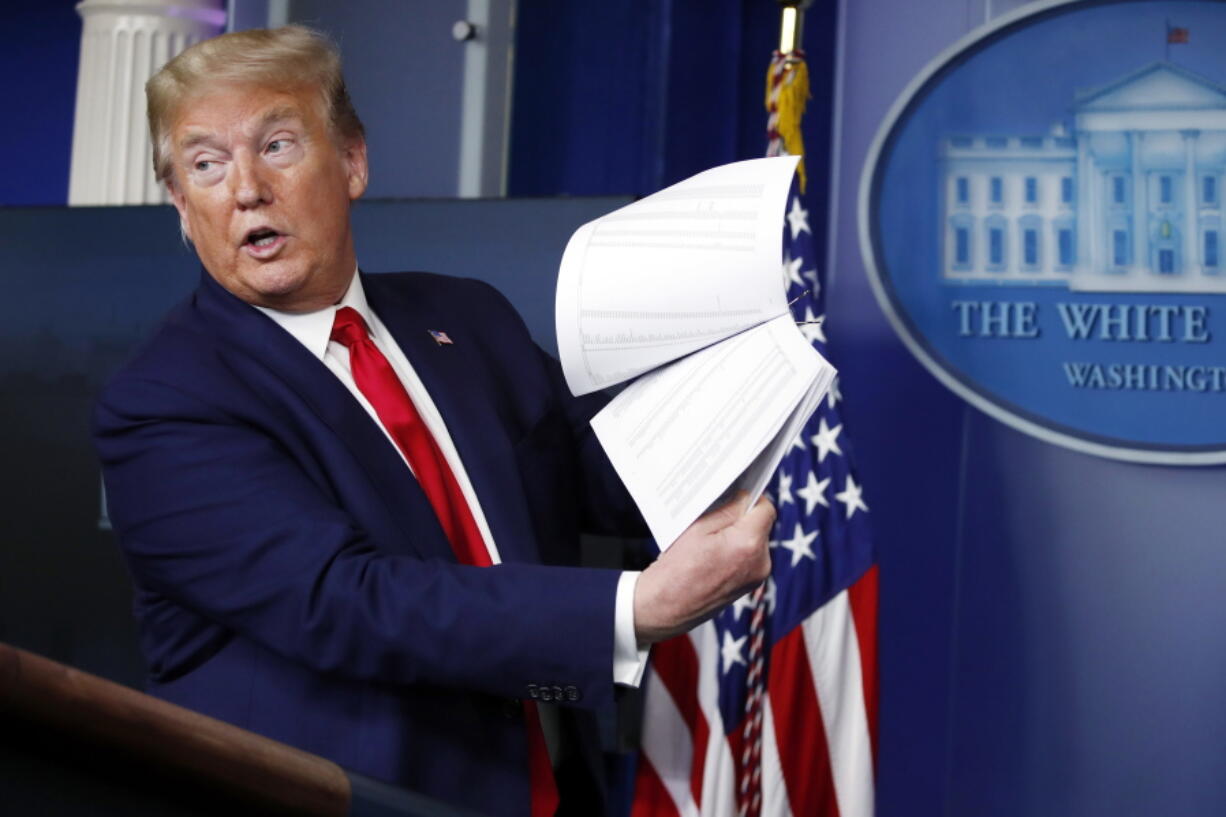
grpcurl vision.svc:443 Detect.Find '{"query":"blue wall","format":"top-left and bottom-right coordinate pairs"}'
top-left (282, 0), bottom-right (467, 198)
top-left (827, 2), bottom-right (1226, 816)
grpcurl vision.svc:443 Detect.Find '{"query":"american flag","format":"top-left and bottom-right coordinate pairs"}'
top-left (631, 49), bottom-right (878, 817)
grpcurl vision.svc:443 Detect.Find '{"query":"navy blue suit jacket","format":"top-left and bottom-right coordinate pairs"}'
top-left (93, 270), bottom-right (645, 816)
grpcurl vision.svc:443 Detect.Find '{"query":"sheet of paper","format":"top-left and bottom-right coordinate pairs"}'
top-left (556, 156), bottom-right (801, 396)
top-left (725, 359), bottom-right (833, 505)
top-left (590, 314), bottom-right (835, 547)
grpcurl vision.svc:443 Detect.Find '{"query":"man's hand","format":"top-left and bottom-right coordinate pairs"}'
top-left (633, 494), bottom-right (775, 645)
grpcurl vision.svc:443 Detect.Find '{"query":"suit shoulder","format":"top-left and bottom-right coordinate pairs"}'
top-left (364, 271), bottom-right (524, 328)
top-left (365, 271), bottom-right (511, 305)
top-left (95, 294), bottom-right (233, 420)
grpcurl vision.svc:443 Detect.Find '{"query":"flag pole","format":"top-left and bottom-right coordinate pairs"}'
top-left (741, 13), bottom-right (817, 817)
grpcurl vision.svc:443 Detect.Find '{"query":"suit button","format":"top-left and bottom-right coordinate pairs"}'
top-left (551, 685), bottom-right (563, 702)
top-left (527, 684), bottom-right (539, 700)
top-left (564, 685), bottom-right (580, 702)
top-left (539, 686), bottom-right (554, 702)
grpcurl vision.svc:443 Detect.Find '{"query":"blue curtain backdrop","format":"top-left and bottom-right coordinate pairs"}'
top-left (0, 0), bottom-right (81, 206)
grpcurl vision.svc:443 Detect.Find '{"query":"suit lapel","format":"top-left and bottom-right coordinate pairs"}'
top-left (192, 272), bottom-right (456, 562)
top-left (364, 274), bottom-right (541, 566)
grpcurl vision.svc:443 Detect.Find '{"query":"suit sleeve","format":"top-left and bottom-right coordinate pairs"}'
top-left (94, 373), bottom-right (621, 707)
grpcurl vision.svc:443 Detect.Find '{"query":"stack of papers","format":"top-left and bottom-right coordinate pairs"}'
top-left (556, 156), bottom-right (836, 547)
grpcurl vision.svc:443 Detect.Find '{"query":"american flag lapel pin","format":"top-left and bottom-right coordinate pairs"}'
top-left (427, 329), bottom-right (454, 346)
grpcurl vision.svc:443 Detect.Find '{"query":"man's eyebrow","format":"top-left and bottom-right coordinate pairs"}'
top-left (177, 131), bottom-right (223, 153)
top-left (256, 106), bottom-right (306, 129)
top-left (176, 107), bottom-right (307, 153)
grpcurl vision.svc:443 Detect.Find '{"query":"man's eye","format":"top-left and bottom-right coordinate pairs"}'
top-left (194, 160), bottom-right (212, 172)
top-left (266, 140), bottom-right (285, 153)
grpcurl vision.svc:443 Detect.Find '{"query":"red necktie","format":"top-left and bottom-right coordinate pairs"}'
top-left (330, 306), bottom-right (559, 817)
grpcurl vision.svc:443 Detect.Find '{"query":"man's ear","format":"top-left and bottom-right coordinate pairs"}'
top-left (166, 178), bottom-right (193, 243)
top-left (343, 136), bottom-right (369, 201)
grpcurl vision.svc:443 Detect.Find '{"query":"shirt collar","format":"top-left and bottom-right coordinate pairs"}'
top-left (255, 267), bottom-right (374, 361)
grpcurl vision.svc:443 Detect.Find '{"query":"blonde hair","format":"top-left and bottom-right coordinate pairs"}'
top-left (146, 25), bottom-right (365, 184)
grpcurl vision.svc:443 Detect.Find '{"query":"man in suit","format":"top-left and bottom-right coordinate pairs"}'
top-left (93, 26), bottom-right (773, 817)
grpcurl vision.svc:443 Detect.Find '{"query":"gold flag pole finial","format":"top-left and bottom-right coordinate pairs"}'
top-left (777, 0), bottom-right (811, 54)
top-left (768, 0), bottom-right (814, 190)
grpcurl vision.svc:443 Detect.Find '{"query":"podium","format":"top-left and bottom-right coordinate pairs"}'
top-left (0, 642), bottom-right (481, 816)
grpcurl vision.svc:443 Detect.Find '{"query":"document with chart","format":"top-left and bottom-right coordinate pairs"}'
top-left (555, 156), bottom-right (836, 547)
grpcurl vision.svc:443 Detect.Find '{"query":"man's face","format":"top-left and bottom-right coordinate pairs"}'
top-left (166, 82), bottom-right (368, 312)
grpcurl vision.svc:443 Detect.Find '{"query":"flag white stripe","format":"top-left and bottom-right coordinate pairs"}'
top-left (760, 696), bottom-right (796, 817)
top-left (691, 623), bottom-right (738, 817)
top-left (640, 664), bottom-right (702, 817)
top-left (801, 590), bottom-right (875, 817)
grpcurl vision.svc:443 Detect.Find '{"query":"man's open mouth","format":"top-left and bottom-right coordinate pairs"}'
top-left (245, 228), bottom-right (282, 247)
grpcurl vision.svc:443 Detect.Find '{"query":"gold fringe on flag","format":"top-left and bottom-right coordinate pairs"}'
top-left (765, 52), bottom-right (811, 191)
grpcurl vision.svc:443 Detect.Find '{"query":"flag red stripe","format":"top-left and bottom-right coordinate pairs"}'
top-left (847, 565), bottom-right (879, 765)
top-left (767, 626), bottom-right (840, 817)
top-left (632, 752), bottom-right (684, 817)
top-left (651, 636), bottom-right (710, 807)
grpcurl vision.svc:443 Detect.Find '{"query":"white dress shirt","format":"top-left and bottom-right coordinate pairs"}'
top-left (257, 271), bottom-right (647, 686)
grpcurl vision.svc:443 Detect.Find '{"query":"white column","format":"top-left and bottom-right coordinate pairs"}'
top-left (1182, 129), bottom-right (1201, 276)
top-left (1076, 130), bottom-right (1094, 273)
top-left (1129, 130), bottom-right (1147, 272)
top-left (68, 0), bottom-right (225, 206)
top-left (1087, 145), bottom-right (1105, 274)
